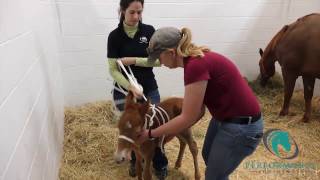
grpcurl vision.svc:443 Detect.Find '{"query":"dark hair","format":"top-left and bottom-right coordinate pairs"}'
top-left (119, 0), bottom-right (144, 23)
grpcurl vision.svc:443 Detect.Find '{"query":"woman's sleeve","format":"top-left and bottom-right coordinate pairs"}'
top-left (107, 32), bottom-right (130, 90)
top-left (135, 58), bottom-right (161, 67)
top-left (134, 25), bottom-right (161, 67)
top-left (108, 58), bottom-right (130, 90)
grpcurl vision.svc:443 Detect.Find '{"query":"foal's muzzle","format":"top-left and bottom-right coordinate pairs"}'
top-left (259, 74), bottom-right (269, 87)
top-left (114, 148), bottom-right (131, 164)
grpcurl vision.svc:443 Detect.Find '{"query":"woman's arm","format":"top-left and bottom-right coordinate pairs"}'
top-left (135, 58), bottom-right (161, 67)
top-left (120, 57), bottom-right (161, 67)
top-left (137, 80), bottom-right (207, 144)
top-left (108, 58), bottom-right (130, 90)
top-left (108, 58), bottom-right (144, 97)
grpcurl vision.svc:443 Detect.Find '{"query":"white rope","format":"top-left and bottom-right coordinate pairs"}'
top-left (157, 106), bottom-right (170, 123)
top-left (153, 113), bottom-right (161, 128)
top-left (117, 59), bottom-right (147, 101)
top-left (118, 135), bottom-right (135, 144)
top-left (154, 106), bottom-right (169, 153)
top-left (113, 85), bottom-right (128, 95)
top-left (154, 108), bottom-right (166, 125)
top-left (119, 105), bottom-right (170, 154)
top-left (144, 105), bottom-right (170, 153)
top-left (144, 114), bottom-right (151, 129)
top-left (128, 65), bottom-right (138, 85)
top-left (148, 104), bottom-right (157, 127)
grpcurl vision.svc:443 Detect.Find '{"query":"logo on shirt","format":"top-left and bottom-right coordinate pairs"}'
top-left (139, 36), bottom-right (148, 44)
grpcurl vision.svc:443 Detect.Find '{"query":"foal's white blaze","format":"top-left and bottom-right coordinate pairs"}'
top-left (114, 122), bottom-right (133, 163)
top-left (126, 121), bottom-right (132, 128)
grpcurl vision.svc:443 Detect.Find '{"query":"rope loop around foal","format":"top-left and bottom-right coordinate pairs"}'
top-left (118, 104), bottom-right (170, 153)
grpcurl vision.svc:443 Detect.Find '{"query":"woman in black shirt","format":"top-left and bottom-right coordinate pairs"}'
top-left (107, 0), bottom-right (168, 179)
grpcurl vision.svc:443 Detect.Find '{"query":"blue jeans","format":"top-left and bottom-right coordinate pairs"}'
top-left (202, 117), bottom-right (263, 180)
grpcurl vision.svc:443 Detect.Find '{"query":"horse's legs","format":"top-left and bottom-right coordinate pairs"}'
top-left (135, 151), bottom-right (143, 180)
top-left (302, 76), bottom-right (315, 122)
top-left (175, 136), bottom-right (186, 169)
top-left (280, 70), bottom-right (297, 116)
top-left (143, 149), bottom-right (154, 180)
top-left (185, 131), bottom-right (201, 180)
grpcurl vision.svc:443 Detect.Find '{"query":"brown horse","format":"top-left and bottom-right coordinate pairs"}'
top-left (259, 13), bottom-right (320, 122)
top-left (113, 92), bottom-right (202, 180)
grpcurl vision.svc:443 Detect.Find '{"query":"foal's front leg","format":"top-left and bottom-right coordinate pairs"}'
top-left (143, 149), bottom-right (154, 180)
top-left (175, 136), bottom-right (186, 169)
top-left (185, 131), bottom-right (201, 180)
top-left (135, 150), bottom-right (143, 180)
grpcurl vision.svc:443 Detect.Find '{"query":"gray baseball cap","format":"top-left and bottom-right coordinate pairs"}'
top-left (147, 27), bottom-right (182, 61)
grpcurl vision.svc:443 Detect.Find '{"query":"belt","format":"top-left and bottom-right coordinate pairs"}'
top-left (223, 113), bottom-right (261, 125)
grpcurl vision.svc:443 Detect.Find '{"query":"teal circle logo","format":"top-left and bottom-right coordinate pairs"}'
top-left (263, 129), bottom-right (299, 159)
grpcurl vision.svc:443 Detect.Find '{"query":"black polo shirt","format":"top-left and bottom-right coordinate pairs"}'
top-left (107, 21), bottom-right (158, 94)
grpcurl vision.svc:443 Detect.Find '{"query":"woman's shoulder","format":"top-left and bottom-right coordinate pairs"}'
top-left (139, 23), bottom-right (155, 32)
top-left (108, 27), bottom-right (121, 39)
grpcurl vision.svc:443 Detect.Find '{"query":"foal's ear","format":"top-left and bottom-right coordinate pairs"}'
top-left (125, 90), bottom-right (135, 109)
top-left (259, 48), bottom-right (264, 57)
top-left (139, 98), bottom-right (150, 117)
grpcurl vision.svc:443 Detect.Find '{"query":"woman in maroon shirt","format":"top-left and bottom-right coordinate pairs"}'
top-left (137, 27), bottom-right (264, 180)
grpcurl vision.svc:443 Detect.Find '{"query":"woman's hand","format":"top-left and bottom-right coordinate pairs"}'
top-left (128, 84), bottom-right (144, 99)
top-left (136, 129), bottom-right (149, 144)
top-left (121, 57), bottom-right (136, 66)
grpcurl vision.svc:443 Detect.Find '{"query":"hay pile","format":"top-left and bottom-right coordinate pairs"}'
top-left (59, 75), bottom-right (320, 180)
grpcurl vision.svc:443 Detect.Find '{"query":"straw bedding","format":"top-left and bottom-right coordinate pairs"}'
top-left (59, 73), bottom-right (320, 180)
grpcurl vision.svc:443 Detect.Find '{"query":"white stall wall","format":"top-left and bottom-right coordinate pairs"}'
top-left (0, 0), bottom-right (64, 179)
top-left (56, 0), bottom-right (320, 106)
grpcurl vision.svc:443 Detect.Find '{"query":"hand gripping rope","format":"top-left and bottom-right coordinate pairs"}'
top-left (116, 59), bottom-right (147, 101)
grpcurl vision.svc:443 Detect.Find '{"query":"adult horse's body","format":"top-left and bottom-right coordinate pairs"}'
top-left (259, 13), bottom-right (320, 122)
top-left (114, 92), bottom-right (202, 180)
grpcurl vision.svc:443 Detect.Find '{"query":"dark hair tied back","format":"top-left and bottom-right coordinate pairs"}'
top-left (119, 0), bottom-right (144, 23)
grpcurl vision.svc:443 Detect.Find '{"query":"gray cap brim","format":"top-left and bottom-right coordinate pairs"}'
top-left (147, 27), bottom-right (181, 61)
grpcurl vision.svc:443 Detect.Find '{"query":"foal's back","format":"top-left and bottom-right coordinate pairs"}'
top-left (153, 97), bottom-right (183, 118)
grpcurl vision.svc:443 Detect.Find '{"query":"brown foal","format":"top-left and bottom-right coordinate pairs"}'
top-left (114, 92), bottom-right (202, 180)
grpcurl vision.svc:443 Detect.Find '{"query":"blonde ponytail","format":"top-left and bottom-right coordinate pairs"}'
top-left (176, 27), bottom-right (210, 58)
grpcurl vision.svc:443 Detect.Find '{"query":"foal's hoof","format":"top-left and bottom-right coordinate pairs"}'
top-left (301, 116), bottom-right (310, 123)
top-left (195, 175), bottom-right (201, 180)
top-left (155, 167), bottom-right (168, 180)
top-left (128, 164), bottom-right (136, 177)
